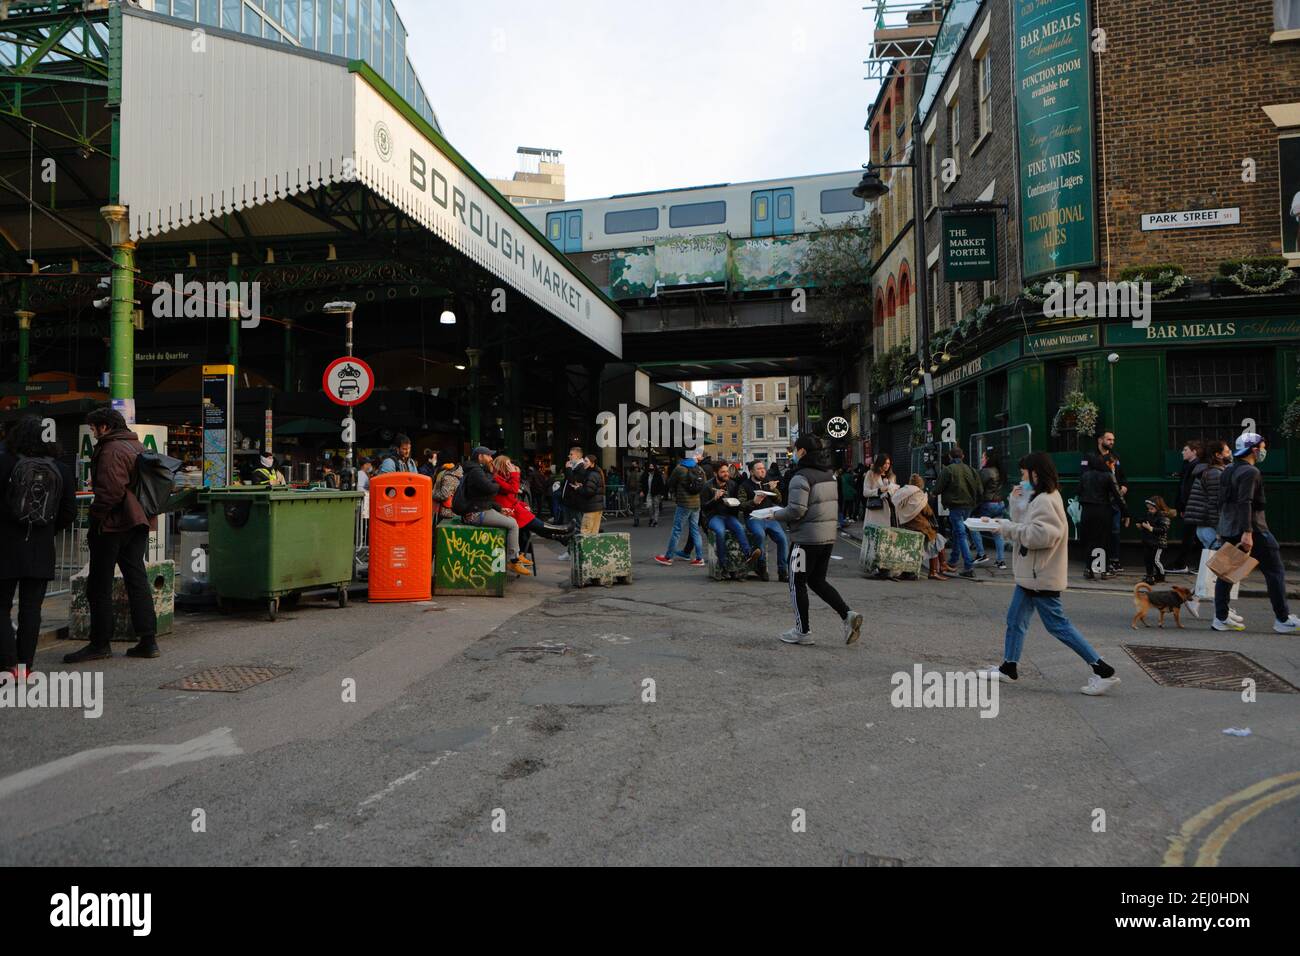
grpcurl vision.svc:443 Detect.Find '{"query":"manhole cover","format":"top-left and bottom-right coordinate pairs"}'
top-left (839, 850), bottom-right (903, 867)
top-left (1123, 645), bottom-right (1299, 694)
top-left (161, 665), bottom-right (292, 693)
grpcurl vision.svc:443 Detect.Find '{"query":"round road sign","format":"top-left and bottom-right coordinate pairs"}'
top-left (827, 416), bottom-right (850, 439)
top-left (323, 356), bottom-right (375, 406)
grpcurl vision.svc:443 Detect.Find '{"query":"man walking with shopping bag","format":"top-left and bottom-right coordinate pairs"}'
top-left (1211, 433), bottom-right (1299, 633)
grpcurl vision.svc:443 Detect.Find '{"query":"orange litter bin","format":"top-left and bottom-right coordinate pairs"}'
top-left (368, 472), bottom-right (433, 602)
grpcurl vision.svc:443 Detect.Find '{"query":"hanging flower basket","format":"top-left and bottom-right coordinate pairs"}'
top-left (1119, 264), bottom-right (1191, 300)
top-left (1051, 391), bottom-right (1099, 438)
top-left (1225, 261), bottom-right (1294, 294)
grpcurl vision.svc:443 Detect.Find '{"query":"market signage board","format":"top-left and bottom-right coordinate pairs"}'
top-left (1139, 207), bottom-right (1240, 231)
top-left (1013, 0), bottom-right (1098, 278)
top-left (352, 78), bottom-right (622, 358)
top-left (933, 339), bottom-right (1022, 390)
top-left (942, 212), bottom-right (999, 281)
top-left (202, 364), bottom-right (233, 488)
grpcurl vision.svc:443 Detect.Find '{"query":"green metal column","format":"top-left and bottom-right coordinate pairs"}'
top-left (466, 347), bottom-right (482, 447)
top-left (101, 205), bottom-right (135, 402)
top-left (16, 272), bottom-right (32, 409)
top-left (227, 255), bottom-right (241, 381)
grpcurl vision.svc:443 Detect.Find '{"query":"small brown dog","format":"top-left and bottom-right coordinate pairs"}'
top-left (1131, 581), bottom-right (1195, 629)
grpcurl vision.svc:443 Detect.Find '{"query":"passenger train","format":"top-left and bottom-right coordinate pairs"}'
top-left (519, 170), bottom-right (868, 254)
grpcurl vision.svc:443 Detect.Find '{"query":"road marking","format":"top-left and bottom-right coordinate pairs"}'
top-left (0, 727), bottom-right (242, 801)
top-left (1164, 770), bottom-right (1300, 866)
top-left (1194, 783), bottom-right (1300, 867)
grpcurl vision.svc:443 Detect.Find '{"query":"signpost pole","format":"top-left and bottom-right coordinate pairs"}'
top-left (324, 302), bottom-right (359, 487)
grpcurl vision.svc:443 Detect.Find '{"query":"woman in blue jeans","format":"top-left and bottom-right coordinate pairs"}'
top-left (980, 452), bottom-right (1120, 696)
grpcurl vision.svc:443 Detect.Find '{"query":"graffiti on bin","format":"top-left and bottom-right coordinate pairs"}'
top-left (438, 528), bottom-right (505, 591)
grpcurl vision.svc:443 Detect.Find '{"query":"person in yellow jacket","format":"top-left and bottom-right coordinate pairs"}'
top-left (251, 453), bottom-right (285, 486)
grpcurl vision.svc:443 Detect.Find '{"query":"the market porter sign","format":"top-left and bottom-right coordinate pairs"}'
top-left (942, 212), bottom-right (998, 281)
top-left (1013, 0), bottom-right (1098, 278)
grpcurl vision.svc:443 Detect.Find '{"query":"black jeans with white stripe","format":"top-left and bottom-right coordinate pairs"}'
top-left (788, 543), bottom-right (849, 634)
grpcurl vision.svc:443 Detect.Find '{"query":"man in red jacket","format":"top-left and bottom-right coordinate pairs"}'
top-left (64, 406), bottom-right (160, 663)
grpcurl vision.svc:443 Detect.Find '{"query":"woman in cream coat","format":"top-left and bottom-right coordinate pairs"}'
top-left (862, 453), bottom-right (900, 528)
top-left (981, 451), bottom-right (1121, 696)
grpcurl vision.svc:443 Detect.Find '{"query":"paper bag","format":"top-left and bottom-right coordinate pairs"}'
top-left (1196, 549), bottom-right (1240, 600)
top-left (1206, 543), bottom-right (1259, 584)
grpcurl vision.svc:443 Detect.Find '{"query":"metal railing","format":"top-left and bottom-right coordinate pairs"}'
top-left (49, 494), bottom-right (171, 598)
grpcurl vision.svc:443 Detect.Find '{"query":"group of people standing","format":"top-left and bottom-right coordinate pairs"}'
top-left (1, 407), bottom-right (162, 677)
top-left (859, 447), bottom-right (1008, 580)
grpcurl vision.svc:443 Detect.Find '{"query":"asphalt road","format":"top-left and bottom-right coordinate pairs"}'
top-left (2, 522), bottom-right (1297, 866)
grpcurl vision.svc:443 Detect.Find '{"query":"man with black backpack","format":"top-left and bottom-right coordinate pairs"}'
top-left (64, 407), bottom-right (160, 663)
top-left (0, 415), bottom-right (76, 680)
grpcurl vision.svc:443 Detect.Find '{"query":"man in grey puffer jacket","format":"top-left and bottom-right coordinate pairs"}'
top-left (772, 435), bottom-right (863, 646)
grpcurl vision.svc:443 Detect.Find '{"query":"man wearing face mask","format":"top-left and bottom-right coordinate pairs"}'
top-left (1213, 433), bottom-right (1299, 633)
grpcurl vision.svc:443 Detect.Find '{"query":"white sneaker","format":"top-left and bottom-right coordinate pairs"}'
top-left (843, 610), bottom-right (864, 645)
top-left (1185, 597), bottom-right (1201, 619)
top-left (1212, 618), bottom-right (1245, 632)
top-left (1228, 608), bottom-right (1244, 624)
top-left (1081, 675), bottom-right (1121, 696)
top-left (1272, 615), bottom-right (1300, 634)
top-left (780, 626), bottom-right (815, 646)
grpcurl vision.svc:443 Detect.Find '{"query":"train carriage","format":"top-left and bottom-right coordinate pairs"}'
top-left (520, 170), bottom-right (868, 254)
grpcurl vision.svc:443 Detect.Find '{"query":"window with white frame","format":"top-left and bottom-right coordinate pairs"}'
top-left (976, 52), bottom-right (992, 139)
top-left (778, 416), bottom-right (789, 438)
top-left (754, 417), bottom-right (766, 439)
top-left (753, 382), bottom-right (765, 402)
top-left (777, 381), bottom-right (788, 402)
top-left (949, 101), bottom-right (961, 177)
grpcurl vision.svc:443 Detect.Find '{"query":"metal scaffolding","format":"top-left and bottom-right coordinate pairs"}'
top-left (862, 0), bottom-right (947, 82)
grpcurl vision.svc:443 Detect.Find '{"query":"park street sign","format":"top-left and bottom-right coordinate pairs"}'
top-left (942, 212), bottom-right (999, 281)
top-left (1140, 207), bottom-right (1240, 231)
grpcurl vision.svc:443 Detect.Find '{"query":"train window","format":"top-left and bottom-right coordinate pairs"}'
top-left (777, 193), bottom-right (792, 220)
top-left (569, 215), bottom-right (581, 239)
top-left (548, 216), bottom-right (562, 242)
top-left (604, 207), bottom-right (659, 234)
top-left (669, 201), bottom-right (727, 228)
top-left (820, 187), bottom-right (865, 213)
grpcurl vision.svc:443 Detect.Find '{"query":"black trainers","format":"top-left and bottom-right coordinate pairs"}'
top-left (125, 639), bottom-right (160, 659)
top-left (778, 570), bottom-right (789, 583)
top-left (973, 556), bottom-right (990, 566)
top-left (995, 560), bottom-right (1007, 570)
top-left (959, 569), bottom-right (976, 579)
top-left (63, 643), bottom-right (112, 665)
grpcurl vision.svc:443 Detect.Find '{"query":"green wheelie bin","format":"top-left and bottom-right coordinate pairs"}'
top-left (204, 487), bottom-right (362, 620)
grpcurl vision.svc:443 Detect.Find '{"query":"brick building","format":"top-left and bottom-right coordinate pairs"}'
top-left (864, 0), bottom-right (1300, 539)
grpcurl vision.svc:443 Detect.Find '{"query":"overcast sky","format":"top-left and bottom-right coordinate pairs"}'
top-left (401, 0), bottom-right (874, 200)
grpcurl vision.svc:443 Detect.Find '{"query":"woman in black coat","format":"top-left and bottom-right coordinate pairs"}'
top-left (0, 415), bottom-right (77, 676)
